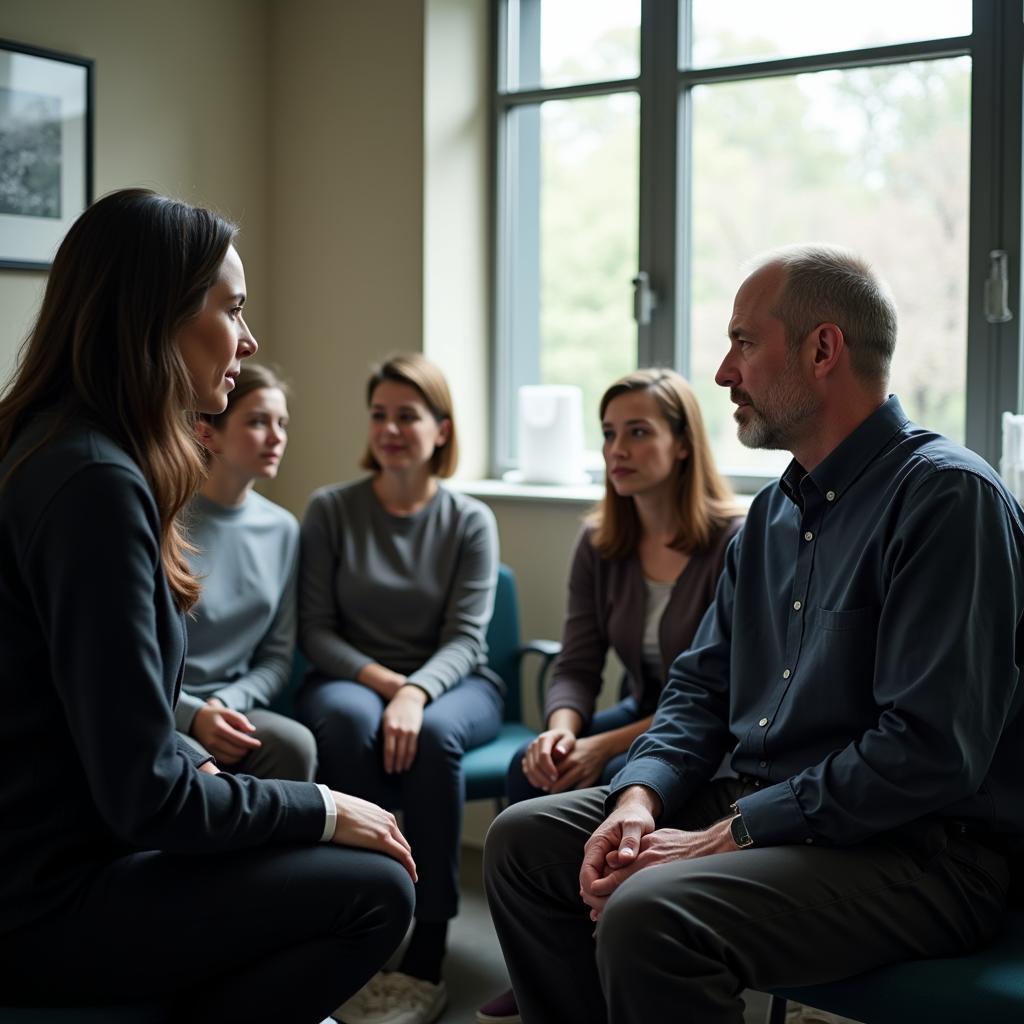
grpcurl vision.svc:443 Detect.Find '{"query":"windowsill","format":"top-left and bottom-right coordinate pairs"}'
top-left (448, 477), bottom-right (604, 504)
top-left (450, 477), bottom-right (760, 506)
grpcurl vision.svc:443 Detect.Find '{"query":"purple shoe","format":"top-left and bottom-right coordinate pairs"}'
top-left (476, 988), bottom-right (520, 1024)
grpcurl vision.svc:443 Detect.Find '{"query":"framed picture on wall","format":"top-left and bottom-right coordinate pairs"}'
top-left (0, 38), bottom-right (93, 270)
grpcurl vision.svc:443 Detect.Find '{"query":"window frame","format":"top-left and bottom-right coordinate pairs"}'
top-left (491, 0), bottom-right (1024, 484)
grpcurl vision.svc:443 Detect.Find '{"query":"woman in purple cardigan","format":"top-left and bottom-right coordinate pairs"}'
top-left (509, 368), bottom-right (743, 803)
top-left (479, 368), bottom-right (742, 1024)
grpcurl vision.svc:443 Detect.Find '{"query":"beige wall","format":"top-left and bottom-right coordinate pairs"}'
top-left (265, 0), bottom-right (427, 514)
top-left (0, 0), bottom-right (273, 380)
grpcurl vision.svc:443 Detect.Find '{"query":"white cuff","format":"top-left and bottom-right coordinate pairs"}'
top-left (317, 783), bottom-right (336, 843)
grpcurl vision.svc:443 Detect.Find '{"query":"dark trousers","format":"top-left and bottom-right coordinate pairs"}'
top-left (180, 707), bottom-right (319, 781)
top-left (1, 844), bottom-right (415, 1023)
top-left (484, 781), bottom-right (1010, 1024)
top-left (505, 696), bottom-right (643, 804)
top-left (298, 674), bottom-right (503, 921)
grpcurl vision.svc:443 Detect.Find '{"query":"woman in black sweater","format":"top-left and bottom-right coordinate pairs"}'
top-left (0, 189), bottom-right (415, 1024)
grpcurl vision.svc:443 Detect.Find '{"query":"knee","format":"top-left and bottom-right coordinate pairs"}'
top-left (275, 722), bottom-right (318, 782)
top-left (483, 800), bottom-right (539, 883)
top-left (595, 870), bottom-right (674, 972)
top-left (416, 715), bottom-right (461, 763)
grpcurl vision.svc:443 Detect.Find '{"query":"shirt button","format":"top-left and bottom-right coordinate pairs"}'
top-left (826, 490), bottom-right (836, 501)
top-left (759, 717), bottom-right (769, 727)
top-left (759, 761), bottom-right (767, 768)
top-left (793, 600), bottom-right (802, 610)
top-left (805, 838), bottom-right (814, 844)
top-left (804, 531), bottom-right (813, 541)
top-left (782, 669), bottom-right (791, 679)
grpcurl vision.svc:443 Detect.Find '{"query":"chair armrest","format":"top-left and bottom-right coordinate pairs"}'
top-left (520, 640), bottom-right (561, 721)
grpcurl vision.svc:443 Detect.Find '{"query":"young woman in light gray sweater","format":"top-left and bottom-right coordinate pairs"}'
top-left (181, 363), bottom-right (316, 782)
top-left (298, 353), bottom-right (502, 1024)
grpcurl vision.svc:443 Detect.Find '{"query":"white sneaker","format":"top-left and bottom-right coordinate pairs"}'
top-left (333, 972), bottom-right (396, 1023)
top-left (340, 971), bottom-right (447, 1024)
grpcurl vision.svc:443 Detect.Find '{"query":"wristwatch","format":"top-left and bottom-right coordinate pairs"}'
top-left (729, 805), bottom-right (754, 848)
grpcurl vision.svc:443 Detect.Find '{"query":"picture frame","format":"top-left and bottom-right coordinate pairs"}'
top-left (0, 38), bottom-right (93, 270)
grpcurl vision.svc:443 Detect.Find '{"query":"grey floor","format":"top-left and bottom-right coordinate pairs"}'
top-left (437, 844), bottom-right (774, 1024)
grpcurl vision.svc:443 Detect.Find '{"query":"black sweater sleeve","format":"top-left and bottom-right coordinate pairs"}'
top-left (22, 461), bottom-right (325, 852)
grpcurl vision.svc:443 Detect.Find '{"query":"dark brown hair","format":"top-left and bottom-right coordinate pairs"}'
top-left (359, 352), bottom-right (458, 477)
top-left (0, 188), bottom-right (238, 610)
top-left (587, 368), bottom-right (739, 559)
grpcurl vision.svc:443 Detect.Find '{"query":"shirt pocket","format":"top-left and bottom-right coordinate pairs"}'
top-left (818, 605), bottom-right (876, 632)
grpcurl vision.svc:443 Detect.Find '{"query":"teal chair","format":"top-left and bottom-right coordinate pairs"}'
top-left (764, 908), bottom-right (1024, 1023)
top-left (463, 563), bottom-right (559, 808)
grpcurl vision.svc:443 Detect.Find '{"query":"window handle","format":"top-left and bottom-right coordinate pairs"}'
top-left (633, 271), bottom-right (659, 326)
top-left (985, 250), bottom-right (1013, 324)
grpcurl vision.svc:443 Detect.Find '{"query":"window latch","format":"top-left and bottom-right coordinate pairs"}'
top-left (632, 271), bottom-right (658, 326)
top-left (985, 250), bottom-right (1013, 324)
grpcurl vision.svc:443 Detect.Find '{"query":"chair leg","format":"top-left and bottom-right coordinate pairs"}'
top-left (766, 995), bottom-right (788, 1024)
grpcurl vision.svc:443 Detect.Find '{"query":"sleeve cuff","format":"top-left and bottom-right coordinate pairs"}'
top-left (735, 780), bottom-right (815, 847)
top-left (606, 755), bottom-right (690, 822)
top-left (317, 783), bottom-right (336, 843)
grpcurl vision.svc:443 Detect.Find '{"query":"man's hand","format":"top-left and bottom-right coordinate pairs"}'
top-left (331, 791), bottom-right (417, 882)
top-left (583, 813), bottom-right (739, 922)
top-left (191, 699), bottom-right (261, 765)
top-left (381, 685), bottom-right (428, 774)
top-left (579, 786), bottom-right (660, 920)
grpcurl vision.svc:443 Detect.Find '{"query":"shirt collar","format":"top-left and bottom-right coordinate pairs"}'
top-left (778, 395), bottom-right (910, 509)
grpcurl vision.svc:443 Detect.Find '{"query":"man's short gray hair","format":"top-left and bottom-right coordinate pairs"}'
top-left (752, 244), bottom-right (898, 384)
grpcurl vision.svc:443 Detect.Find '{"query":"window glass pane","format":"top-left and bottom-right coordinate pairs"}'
top-left (506, 0), bottom-right (640, 91)
top-left (690, 1), bottom-right (971, 68)
top-left (688, 58), bottom-right (971, 477)
top-left (503, 93), bottom-right (639, 456)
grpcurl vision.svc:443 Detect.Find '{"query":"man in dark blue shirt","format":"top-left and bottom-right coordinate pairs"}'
top-left (484, 246), bottom-right (1024, 1024)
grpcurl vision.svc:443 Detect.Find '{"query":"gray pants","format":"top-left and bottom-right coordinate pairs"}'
top-left (483, 780), bottom-right (1010, 1024)
top-left (180, 708), bottom-right (318, 782)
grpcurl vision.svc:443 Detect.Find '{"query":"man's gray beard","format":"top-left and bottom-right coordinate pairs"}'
top-left (736, 387), bottom-right (819, 452)
top-left (737, 414), bottom-right (789, 450)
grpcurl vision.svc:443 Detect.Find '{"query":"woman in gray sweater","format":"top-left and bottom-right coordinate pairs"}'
top-left (297, 353), bottom-right (502, 1024)
top-left (180, 363), bottom-right (316, 782)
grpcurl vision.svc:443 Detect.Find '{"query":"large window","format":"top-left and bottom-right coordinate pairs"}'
top-left (493, 0), bottom-right (1023, 483)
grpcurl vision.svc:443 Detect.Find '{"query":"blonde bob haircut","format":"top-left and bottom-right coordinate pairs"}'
top-left (587, 368), bottom-right (738, 560)
top-left (359, 353), bottom-right (459, 478)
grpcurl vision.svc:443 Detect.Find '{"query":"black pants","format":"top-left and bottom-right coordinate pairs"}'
top-left (1, 844), bottom-right (414, 1024)
top-left (485, 781), bottom-right (1011, 1024)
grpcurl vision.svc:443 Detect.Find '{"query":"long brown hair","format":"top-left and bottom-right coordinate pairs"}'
top-left (0, 188), bottom-right (238, 611)
top-left (359, 352), bottom-right (459, 477)
top-left (587, 368), bottom-right (738, 559)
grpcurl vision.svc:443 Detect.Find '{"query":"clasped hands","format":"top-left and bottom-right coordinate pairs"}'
top-left (579, 786), bottom-right (740, 922)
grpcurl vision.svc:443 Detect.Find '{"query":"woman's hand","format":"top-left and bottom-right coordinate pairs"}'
top-left (191, 699), bottom-right (262, 765)
top-left (381, 685), bottom-right (428, 774)
top-left (522, 728), bottom-right (577, 789)
top-left (331, 791), bottom-right (418, 882)
top-left (547, 734), bottom-right (612, 793)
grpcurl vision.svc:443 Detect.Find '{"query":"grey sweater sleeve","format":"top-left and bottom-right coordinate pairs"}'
top-left (213, 533), bottom-right (299, 713)
top-left (299, 490), bottom-right (375, 680)
top-left (406, 502), bottom-right (499, 700)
